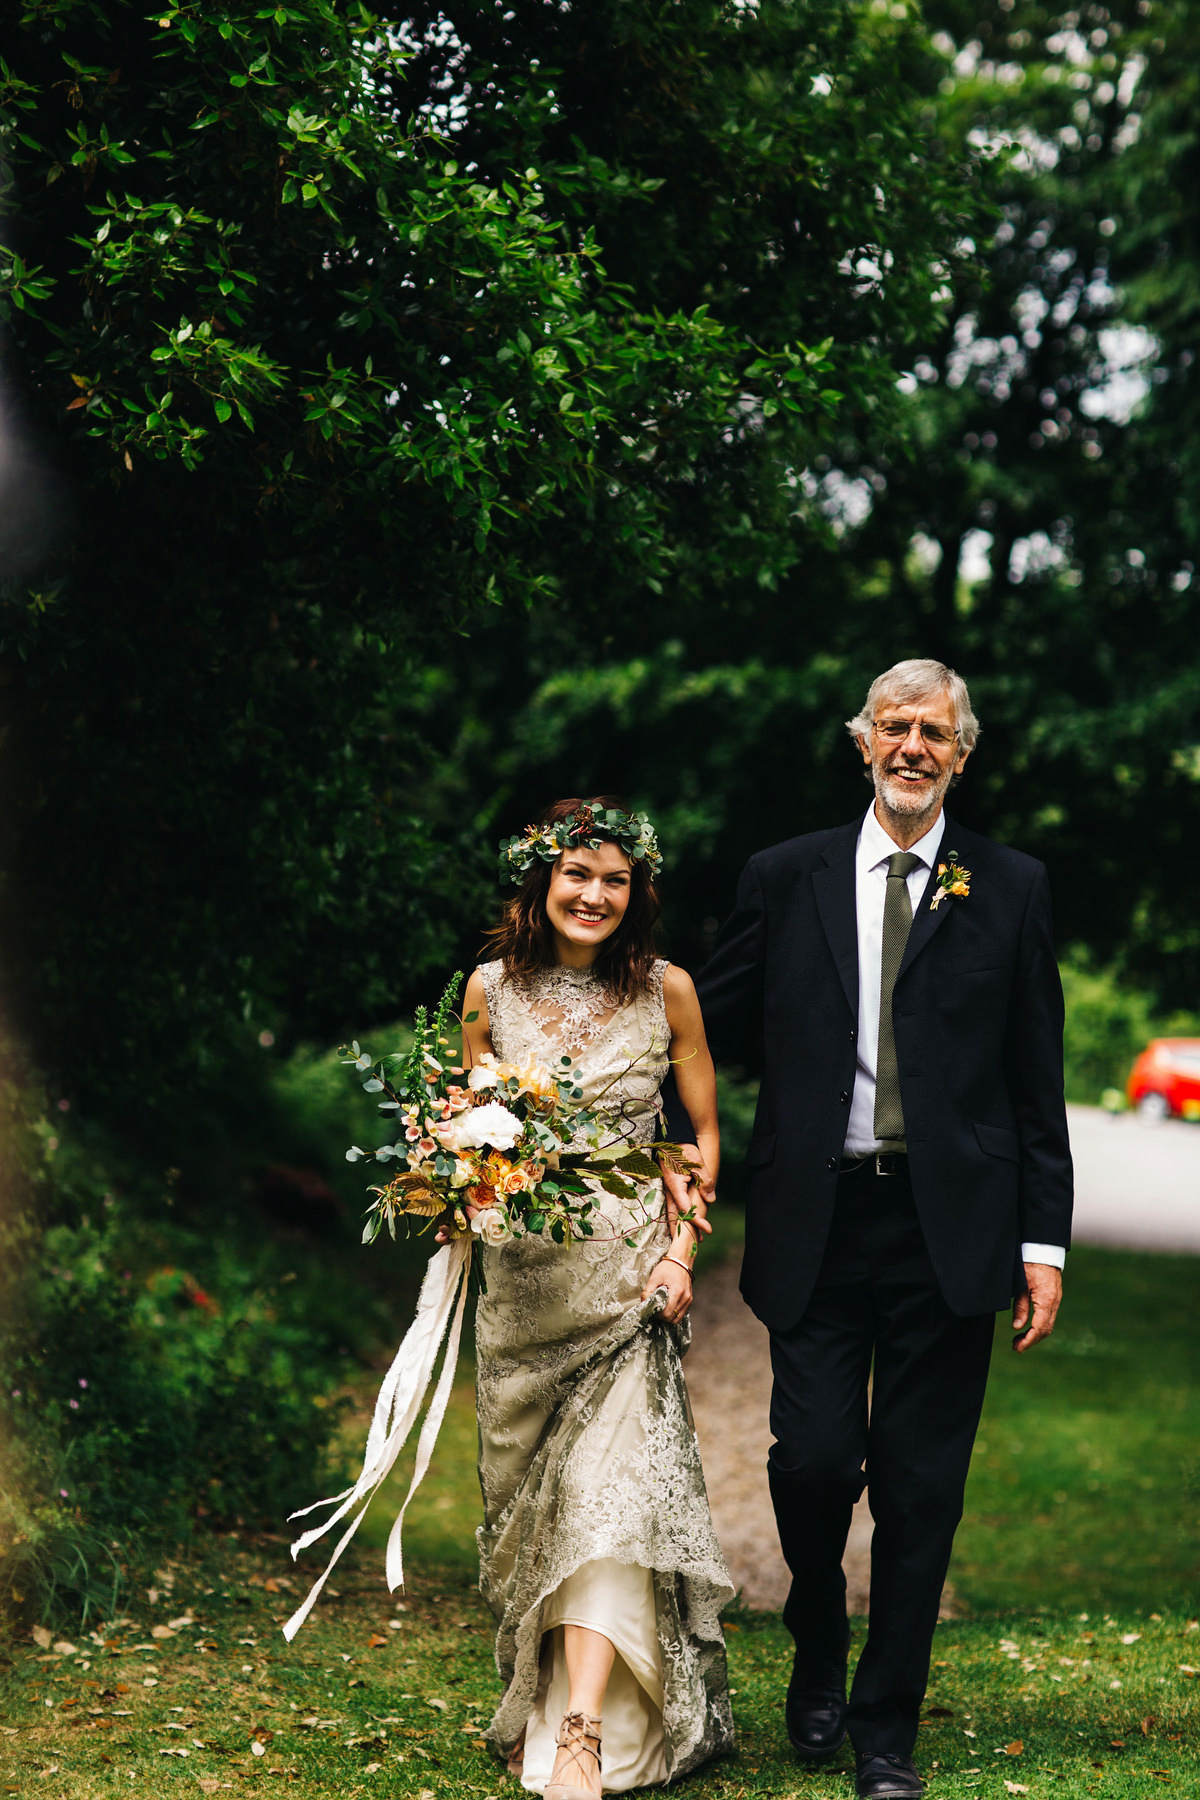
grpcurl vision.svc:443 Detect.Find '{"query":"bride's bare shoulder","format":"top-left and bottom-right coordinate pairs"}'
top-left (660, 962), bottom-right (701, 1028)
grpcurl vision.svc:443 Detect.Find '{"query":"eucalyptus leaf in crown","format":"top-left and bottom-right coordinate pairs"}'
top-left (342, 972), bottom-right (691, 1260)
top-left (498, 803), bottom-right (662, 885)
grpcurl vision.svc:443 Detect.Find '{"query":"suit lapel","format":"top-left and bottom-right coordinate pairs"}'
top-left (897, 814), bottom-right (965, 982)
top-left (812, 821), bottom-right (860, 1018)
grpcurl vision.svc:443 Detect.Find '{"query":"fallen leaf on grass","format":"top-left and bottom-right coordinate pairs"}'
top-left (53, 1640), bottom-right (77, 1655)
top-left (1142, 1716), bottom-right (1156, 1734)
top-left (32, 1626), bottom-right (52, 1650)
top-left (150, 1624), bottom-right (177, 1639)
top-left (367, 1633), bottom-right (388, 1649)
top-left (1003, 1783), bottom-right (1029, 1795)
top-left (159, 1746), bottom-right (190, 1758)
top-left (251, 1741), bottom-right (265, 1757)
top-left (198, 1783), bottom-right (222, 1795)
top-left (418, 1790), bottom-right (436, 1800)
top-left (1178, 1665), bottom-right (1199, 1676)
top-left (1110, 1739), bottom-right (1126, 1749)
top-left (36, 1769), bottom-right (60, 1780)
top-left (426, 1697), bottom-right (448, 1712)
top-left (364, 1764), bottom-right (382, 1774)
top-left (1005, 1740), bottom-right (1024, 1755)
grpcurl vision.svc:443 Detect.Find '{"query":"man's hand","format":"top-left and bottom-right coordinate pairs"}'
top-left (1012, 1261), bottom-right (1063, 1352)
top-left (661, 1145), bottom-right (715, 1239)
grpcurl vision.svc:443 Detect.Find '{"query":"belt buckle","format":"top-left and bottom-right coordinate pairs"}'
top-left (875, 1152), bottom-right (902, 1176)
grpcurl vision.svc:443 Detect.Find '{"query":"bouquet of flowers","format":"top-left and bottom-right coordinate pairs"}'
top-left (342, 972), bottom-right (684, 1257)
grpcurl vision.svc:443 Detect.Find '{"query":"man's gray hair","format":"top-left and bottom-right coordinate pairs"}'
top-left (845, 658), bottom-right (980, 752)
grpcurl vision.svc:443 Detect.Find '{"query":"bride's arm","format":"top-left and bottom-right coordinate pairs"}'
top-left (662, 964), bottom-right (719, 1205)
top-left (461, 967), bottom-right (495, 1067)
top-left (637, 968), bottom-right (718, 1323)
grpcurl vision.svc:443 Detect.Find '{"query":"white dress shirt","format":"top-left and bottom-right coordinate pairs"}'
top-left (843, 804), bottom-right (1064, 1271)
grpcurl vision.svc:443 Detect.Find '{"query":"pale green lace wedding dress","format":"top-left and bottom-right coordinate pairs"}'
top-left (475, 958), bottom-right (735, 1794)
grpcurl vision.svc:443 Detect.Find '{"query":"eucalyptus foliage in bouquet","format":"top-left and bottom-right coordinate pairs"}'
top-left (343, 973), bottom-right (687, 1253)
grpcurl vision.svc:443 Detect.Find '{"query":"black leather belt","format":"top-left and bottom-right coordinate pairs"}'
top-left (840, 1152), bottom-right (908, 1177)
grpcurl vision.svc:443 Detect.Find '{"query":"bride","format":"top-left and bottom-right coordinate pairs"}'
top-left (461, 797), bottom-right (734, 1798)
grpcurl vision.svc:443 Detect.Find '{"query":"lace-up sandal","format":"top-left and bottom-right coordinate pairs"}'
top-left (545, 1710), bottom-right (603, 1800)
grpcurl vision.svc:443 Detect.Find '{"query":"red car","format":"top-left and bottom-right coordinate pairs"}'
top-left (1126, 1038), bottom-right (1200, 1121)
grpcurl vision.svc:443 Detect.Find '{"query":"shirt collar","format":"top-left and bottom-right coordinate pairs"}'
top-left (857, 802), bottom-right (947, 872)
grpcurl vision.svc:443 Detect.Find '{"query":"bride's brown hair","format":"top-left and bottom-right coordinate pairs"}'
top-left (481, 795), bottom-right (662, 1003)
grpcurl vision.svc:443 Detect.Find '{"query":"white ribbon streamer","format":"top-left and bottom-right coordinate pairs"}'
top-left (281, 1232), bottom-right (472, 1642)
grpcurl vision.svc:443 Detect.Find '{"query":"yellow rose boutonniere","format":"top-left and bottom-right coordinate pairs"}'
top-left (930, 851), bottom-right (971, 911)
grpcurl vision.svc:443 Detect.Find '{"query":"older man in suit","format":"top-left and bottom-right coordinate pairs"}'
top-left (667, 659), bottom-right (1073, 1799)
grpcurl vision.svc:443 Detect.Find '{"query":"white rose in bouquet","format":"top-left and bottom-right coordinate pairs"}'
top-left (470, 1206), bottom-right (511, 1247)
top-left (440, 1100), bottom-right (524, 1153)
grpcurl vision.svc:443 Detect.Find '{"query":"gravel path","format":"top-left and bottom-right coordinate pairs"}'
top-left (683, 1252), bottom-right (871, 1614)
top-left (1068, 1104), bottom-right (1200, 1251)
top-left (684, 1252), bottom-right (957, 1619)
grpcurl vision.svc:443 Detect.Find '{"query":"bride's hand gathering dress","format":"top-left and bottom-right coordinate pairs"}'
top-left (475, 958), bottom-right (735, 1794)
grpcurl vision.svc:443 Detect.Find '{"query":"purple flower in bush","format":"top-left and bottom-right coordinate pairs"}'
top-left (78, 1378), bottom-right (88, 1389)
top-left (69, 1398), bottom-right (79, 1410)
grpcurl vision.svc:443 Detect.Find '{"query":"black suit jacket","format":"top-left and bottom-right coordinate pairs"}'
top-left (670, 813), bottom-right (1074, 1332)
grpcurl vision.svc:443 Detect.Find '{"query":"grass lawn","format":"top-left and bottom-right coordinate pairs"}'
top-left (2, 1244), bottom-right (1196, 1798)
top-left (953, 1247), bottom-right (1199, 1616)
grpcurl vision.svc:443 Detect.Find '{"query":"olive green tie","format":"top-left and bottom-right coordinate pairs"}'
top-left (874, 851), bottom-right (922, 1143)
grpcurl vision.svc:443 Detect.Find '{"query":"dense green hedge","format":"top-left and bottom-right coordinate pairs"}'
top-left (0, 1043), bottom-right (410, 1627)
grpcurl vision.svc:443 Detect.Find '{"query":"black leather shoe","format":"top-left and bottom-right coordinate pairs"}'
top-left (785, 1661), bottom-right (847, 1762)
top-left (855, 1751), bottom-right (925, 1798)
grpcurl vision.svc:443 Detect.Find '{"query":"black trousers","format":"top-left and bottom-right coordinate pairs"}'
top-left (766, 1159), bottom-right (995, 1758)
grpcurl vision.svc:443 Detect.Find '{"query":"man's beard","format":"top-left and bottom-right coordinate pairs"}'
top-left (872, 757), bottom-right (955, 823)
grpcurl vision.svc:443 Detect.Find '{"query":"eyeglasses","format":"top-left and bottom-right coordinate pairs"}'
top-left (872, 718), bottom-right (960, 748)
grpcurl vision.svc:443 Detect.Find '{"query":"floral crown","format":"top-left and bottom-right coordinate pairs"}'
top-left (498, 803), bottom-right (662, 886)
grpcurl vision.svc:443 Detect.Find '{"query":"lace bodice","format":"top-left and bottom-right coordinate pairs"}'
top-left (478, 959), bottom-right (671, 1150)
